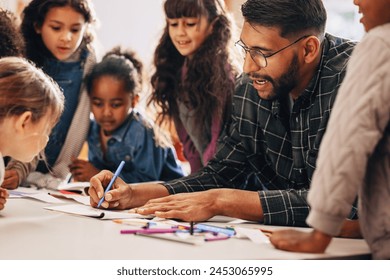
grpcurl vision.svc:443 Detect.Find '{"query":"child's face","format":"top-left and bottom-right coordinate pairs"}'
top-left (10, 112), bottom-right (52, 163)
top-left (167, 15), bottom-right (213, 59)
top-left (35, 5), bottom-right (87, 61)
top-left (354, 0), bottom-right (390, 32)
top-left (90, 76), bottom-right (133, 136)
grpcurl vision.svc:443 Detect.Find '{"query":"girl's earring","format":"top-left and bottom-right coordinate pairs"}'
top-left (33, 23), bottom-right (41, 34)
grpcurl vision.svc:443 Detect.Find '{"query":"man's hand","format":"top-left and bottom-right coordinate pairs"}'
top-left (136, 188), bottom-right (263, 222)
top-left (136, 191), bottom-right (219, 222)
top-left (88, 170), bottom-right (170, 210)
top-left (88, 170), bottom-right (132, 209)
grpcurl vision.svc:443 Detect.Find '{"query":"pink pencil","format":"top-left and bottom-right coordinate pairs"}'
top-left (120, 228), bottom-right (177, 234)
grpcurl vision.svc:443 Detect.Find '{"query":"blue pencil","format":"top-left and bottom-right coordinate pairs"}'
top-left (97, 160), bottom-right (125, 208)
top-left (195, 224), bottom-right (236, 236)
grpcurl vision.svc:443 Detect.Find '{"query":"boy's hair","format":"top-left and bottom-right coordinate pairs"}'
top-left (241, 0), bottom-right (327, 39)
top-left (0, 9), bottom-right (25, 58)
top-left (21, 0), bottom-right (97, 66)
top-left (149, 0), bottom-right (238, 129)
top-left (0, 57), bottom-right (64, 128)
top-left (85, 46), bottom-right (143, 99)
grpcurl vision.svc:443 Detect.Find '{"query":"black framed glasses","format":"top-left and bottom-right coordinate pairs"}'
top-left (235, 35), bottom-right (310, 68)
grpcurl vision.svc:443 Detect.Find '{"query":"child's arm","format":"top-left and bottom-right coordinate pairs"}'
top-left (1, 169), bottom-right (19, 189)
top-left (270, 218), bottom-right (360, 253)
top-left (0, 187), bottom-right (9, 210)
top-left (4, 156), bottom-right (39, 188)
top-left (270, 229), bottom-right (332, 253)
top-left (69, 158), bottom-right (100, 182)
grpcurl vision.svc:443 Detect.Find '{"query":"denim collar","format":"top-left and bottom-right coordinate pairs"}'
top-left (91, 111), bottom-right (135, 143)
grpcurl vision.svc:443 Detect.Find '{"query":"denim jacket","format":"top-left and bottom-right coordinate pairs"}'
top-left (37, 49), bottom-right (87, 171)
top-left (88, 111), bottom-right (184, 183)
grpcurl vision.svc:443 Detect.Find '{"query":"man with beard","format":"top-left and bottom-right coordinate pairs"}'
top-left (88, 0), bottom-right (358, 231)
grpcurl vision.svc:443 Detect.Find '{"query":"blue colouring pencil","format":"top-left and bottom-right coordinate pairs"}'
top-left (195, 224), bottom-right (236, 236)
top-left (97, 160), bottom-right (125, 208)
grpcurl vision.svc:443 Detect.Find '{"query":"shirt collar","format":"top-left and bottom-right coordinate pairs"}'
top-left (298, 34), bottom-right (330, 103)
top-left (273, 33), bottom-right (332, 117)
top-left (96, 111), bottom-right (135, 143)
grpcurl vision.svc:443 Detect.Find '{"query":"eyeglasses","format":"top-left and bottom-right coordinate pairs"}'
top-left (235, 35), bottom-right (310, 68)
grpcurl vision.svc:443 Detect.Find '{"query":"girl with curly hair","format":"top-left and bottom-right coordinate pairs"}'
top-left (148, 0), bottom-right (239, 173)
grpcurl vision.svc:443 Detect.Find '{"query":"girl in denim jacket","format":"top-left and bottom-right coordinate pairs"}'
top-left (69, 47), bottom-right (184, 183)
top-left (4, 0), bottom-right (98, 190)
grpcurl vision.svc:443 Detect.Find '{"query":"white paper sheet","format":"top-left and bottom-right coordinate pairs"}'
top-left (234, 227), bottom-right (270, 244)
top-left (9, 189), bottom-right (64, 204)
top-left (44, 203), bottom-right (153, 220)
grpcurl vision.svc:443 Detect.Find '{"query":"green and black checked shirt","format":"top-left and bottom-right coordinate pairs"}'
top-left (164, 33), bottom-right (357, 226)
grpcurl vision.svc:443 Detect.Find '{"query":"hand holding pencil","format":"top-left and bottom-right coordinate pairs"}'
top-left (96, 161), bottom-right (125, 208)
top-left (89, 161), bottom-right (128, 209)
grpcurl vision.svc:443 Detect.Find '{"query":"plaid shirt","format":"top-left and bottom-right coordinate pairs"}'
top-left (164, 33), bottom-right (357, 226)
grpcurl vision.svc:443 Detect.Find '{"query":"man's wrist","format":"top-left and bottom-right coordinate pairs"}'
top-left (209, 189), bottom-right (224, 217)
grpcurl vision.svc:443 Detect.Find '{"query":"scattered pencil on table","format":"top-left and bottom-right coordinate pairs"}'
top-left (205, 234), bottom-right (230, 242)
top-left (121, 228), bottom-right (177, 234)
top-left (113, 219), bottom-right (152, 228)
top-left (259, 228), bottom-right (273, 237)
top-left (137, 233), bottom-right (204, 245)
top-left (195, 224), bottom-right (236, 236)
top-left (119, 221), bottom-right (240, 244)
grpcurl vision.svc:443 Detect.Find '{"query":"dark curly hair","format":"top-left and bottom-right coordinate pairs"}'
top-left (20, 0), bottom-right (97, 67)
top-left (148, 0), bottom-right (238, 132)
top-left (0, 9), bottom-right (25, 58)
top-left (85, 46), bottom-right (143, 100)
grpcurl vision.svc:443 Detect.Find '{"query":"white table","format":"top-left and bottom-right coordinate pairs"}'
top-left (0, 196), bottom-right (371, 260)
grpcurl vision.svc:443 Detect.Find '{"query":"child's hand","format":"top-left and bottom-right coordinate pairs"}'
top-left (69, 158), bottom-right (100, 182)
top-left (270, 229), bottom-right (332, 253)
top-left (0, 187), bottom-right (9, 210)
top-left (1, 170), bottom-right (19, 190)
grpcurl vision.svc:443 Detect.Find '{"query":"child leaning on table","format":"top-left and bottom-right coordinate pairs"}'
top-left (270, 0), bottom-right (390, 259)
top-left (68, 47), bottom-right (185, 183)
top-left (0, 8), bottom-right (26, 187)
top-left (4, 0), bottom-right (98, 190)
top-left (0, 57), bottom-right (64, 210)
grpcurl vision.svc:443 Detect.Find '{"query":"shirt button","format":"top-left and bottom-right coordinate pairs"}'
top-left (295, 117), bottom-right (299, 122)
top-left (125, 155), bottom-right (131, 161)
